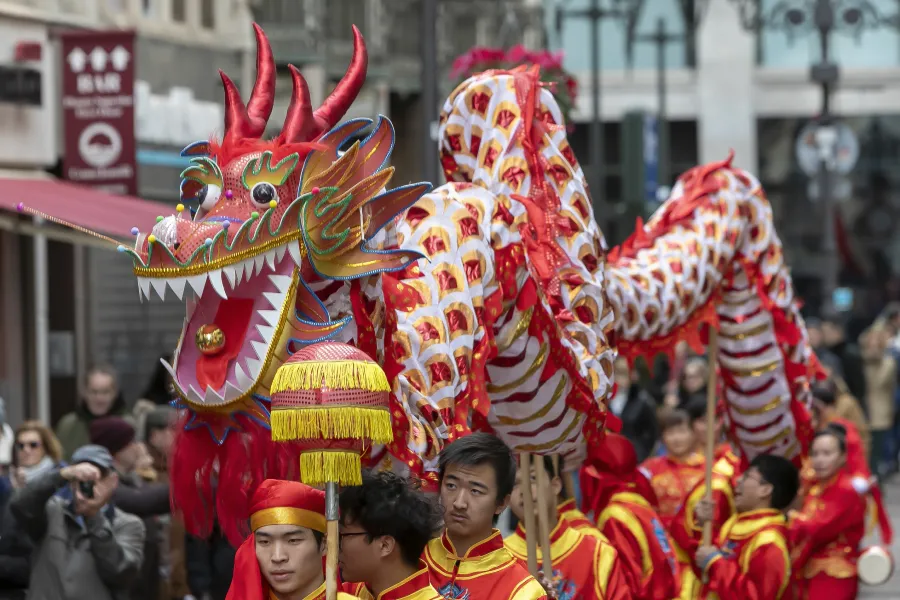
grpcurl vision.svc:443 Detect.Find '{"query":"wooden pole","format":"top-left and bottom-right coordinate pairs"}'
top-left (519, 452), bottom-right (539, 576)
top-left (701, 329), bottom-right (719, 547)
top-left (325, 481), bottom-right (339, 600)
top-left (534, 456), bottom-right (555, 577)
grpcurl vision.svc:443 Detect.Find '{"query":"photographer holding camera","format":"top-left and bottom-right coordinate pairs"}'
top-left (9, 444), bottom-right (145, 600)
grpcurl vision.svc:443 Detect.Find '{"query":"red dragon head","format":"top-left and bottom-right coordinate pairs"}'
top-left (123, 24), bottom-right (429, 441)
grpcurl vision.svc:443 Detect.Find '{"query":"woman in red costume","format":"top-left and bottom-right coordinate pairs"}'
top-left (788, 426), bottom-right (867, 600)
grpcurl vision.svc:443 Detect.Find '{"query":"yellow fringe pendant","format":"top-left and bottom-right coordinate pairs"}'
top-left (271, 406), bottom-right (393, 444)
top-left (270, 360), bottom-right (391, 394)
top-left (300, 451), bottom-right (362, 487)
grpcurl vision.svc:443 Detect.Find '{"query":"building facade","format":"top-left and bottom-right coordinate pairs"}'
top-left (554, 0), bottom-right (900, 316)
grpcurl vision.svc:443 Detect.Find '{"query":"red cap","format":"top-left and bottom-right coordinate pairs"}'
top-left (226, 479), bottom-right (327, 600)
top-left (586, 432), bottom-right (637, 476)
top-left (248, 479), bottom-right (326, 533)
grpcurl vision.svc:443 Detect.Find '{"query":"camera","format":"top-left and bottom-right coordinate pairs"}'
top-left (78, 480), bottom-right (95, 499)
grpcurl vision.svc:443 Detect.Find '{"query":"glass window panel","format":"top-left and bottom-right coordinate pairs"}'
top-left (758, 0), bottom-right (900, 68)
top-left (551, 0), bottom-right (693, 71)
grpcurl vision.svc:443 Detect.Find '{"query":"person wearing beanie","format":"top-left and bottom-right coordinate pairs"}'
top-left (226, 479), bottom-right (358, 600)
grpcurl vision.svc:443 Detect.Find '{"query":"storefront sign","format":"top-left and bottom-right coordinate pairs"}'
top-left (135, 81), bottom-right (223, 147)
top-left (0, 65), bottom-right (41, 105)
top-left (60, 30), bottom-right (137, 196)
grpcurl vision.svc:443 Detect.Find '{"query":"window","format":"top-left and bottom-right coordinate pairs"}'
top-left (758, 0), bottom-right (900, 68)
top-left (171, 0), bottom-right (185, 23)
top-left (201, 0), bottom-right (215, 29)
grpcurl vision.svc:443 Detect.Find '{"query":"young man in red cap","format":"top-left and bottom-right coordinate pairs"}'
top-left (338, 470), bottom-right (443, 599)
top-left (226, 479), bottom-right (358, 600)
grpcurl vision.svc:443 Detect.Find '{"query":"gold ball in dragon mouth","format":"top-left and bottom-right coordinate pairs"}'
top-left (195, 324), bottom-right (225, 355)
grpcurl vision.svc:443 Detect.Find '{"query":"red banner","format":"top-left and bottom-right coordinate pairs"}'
top-left (60, 30), bottom-right (137, 196)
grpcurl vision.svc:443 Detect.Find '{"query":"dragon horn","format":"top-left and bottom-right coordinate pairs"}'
top-left (245, 23), bottom-right (277, 136)
top-left (220, 70), bottom-right (254, 145)
top-left (312, 25), bottom-right (368, 135)
top-left (279, 65), bottom-right (317, 144)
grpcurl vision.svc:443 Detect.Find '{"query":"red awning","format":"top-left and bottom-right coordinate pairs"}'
top-left (0, 176), bottom-right (173, 241)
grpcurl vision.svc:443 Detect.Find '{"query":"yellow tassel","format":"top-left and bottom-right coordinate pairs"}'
top-left (271, 406), bottom-right (394, 444)
top-left (271, 360), bottom-right (391, 394)
top-left (300, 451), bottom-right (362, 487)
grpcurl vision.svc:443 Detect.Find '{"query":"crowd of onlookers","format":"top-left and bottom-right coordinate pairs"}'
top-left (0, 360), bottom-right (235, 600)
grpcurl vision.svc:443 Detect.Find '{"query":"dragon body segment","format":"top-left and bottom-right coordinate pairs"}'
top-left (607, 162), bottom-right (819, 464)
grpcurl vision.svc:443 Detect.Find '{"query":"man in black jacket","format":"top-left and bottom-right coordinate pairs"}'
top-left (609, 357), bottom-right (659, 462)
top-left (822, 316), bottom-right (868, 417)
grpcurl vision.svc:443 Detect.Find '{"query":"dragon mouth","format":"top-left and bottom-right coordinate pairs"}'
top-left (140, 239), bottom-right (302, 408)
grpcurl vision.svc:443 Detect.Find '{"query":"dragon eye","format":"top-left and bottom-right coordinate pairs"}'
top-left (251, 182), bottom-right (278, 207)
top-left (198, 183), bottom-right (222, 211)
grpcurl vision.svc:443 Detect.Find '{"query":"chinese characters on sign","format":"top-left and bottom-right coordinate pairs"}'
top-left (60, 30), bottom-right (137, 196)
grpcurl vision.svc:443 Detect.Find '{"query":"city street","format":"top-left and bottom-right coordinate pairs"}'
top-left (861, 477), bottom-right (900, 599)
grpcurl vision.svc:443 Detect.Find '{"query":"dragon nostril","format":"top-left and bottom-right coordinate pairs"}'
top-left (173, 242), bottom-right (181, 250)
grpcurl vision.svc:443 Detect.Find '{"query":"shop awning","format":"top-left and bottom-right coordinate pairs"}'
top-left (0, 173), bottom-right (173, 243)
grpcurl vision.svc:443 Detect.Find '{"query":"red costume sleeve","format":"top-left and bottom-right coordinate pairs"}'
top-left (598, 517), bottom-right (646, 595)
top-left (704, 540), bottom-right (790, 600)
top-left (670, 476), bottom-right (734, 558)
top-left (603, 558), bottom-right (633, 600)
top-left (789, 483), bottom-right (865, 551)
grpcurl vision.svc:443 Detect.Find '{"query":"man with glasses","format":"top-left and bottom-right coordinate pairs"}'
top-left (225, 479), bottom-right (358, 600)
top-left (694, 455), bottom-right (799, 600)
top-left (338, 471), bottom-right (443, 599)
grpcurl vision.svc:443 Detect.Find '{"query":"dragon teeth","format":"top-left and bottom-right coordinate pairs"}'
top-left (187, 274), bottom-right (207, 296)
top-left (264, 249), bottom-right (277, 270)
top-left (269, 274), bottom-right (293, 293)
top-left (203, 385), bottom-right (225, 404)
top-left (287, 241), bottom-right (302, 266)
top-left (150, 278), bottom-right (167, 300)
top-left (169, 278), bottom-right (187, 300)
top-left (223, 381), bottom-right (243, 401)
top-left (245, 357), bottom-right (262, 378)
top-left (208, 270), bottom-right (228, 299)
top-left (187, 385), bottom-right (205, 404)
top-left (223, 266), bottom-right (237, 289)
top-left (251, 340), bottom-right (268, 360)
top-left (275, 245), bottom-right (287, 262)
top-left (234, 363), bottom-right (253, 389)
top-left (137, 278), bottom-right (151, 302)
top-left (259, 309), bottom-right (280, 327)
top-left (256, 324), bottom-right (275, 342)
top-left (263, 291), bottom-right (284, 310)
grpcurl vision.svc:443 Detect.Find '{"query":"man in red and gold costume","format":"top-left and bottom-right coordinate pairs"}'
top-left (695, 454), bottom-right (799, 600)
top-left (505, 455), bottom-right (630, 599)
top-left (423, 433), bottom-right (548, 600)
top-left (225, 479), bottom-right (359, 600)
top-left (338, 470), bottom-right (443, 600)
top-left (639, 409), bottom-right (705, 529)
top-left (580, 433), bottom-right (679, 600)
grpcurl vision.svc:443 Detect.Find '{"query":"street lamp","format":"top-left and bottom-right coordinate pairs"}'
top-left (624, 1), bottom-right (710, 190)
top-left (555, 0), bottom-right (630, 227)
top-left (728, 0), bottom-right (899, 313)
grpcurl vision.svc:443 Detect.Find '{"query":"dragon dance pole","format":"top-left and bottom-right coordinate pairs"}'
top-left (519, 452), bottom-right (540, 576)
top-left (325, 482), bottom-right (339, 600)
top-left (533, 457), bottom-right (555, 577)
top-left (701, 328), bottom-right (719, 547)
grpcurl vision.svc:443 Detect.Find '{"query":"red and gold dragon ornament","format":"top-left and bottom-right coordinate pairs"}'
top-left (95, 24), bottom-right (819, 543)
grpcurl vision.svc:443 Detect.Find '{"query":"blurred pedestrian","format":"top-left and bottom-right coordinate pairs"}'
top-left (609, 357), bottom-right (658, 462)
top-left (9, 444), bottom-right (145, 600)
top-left (56, 365), bottom-right (132, 460)
top-left (861, 324), bottom-right (896, 477)
top-left (821, 317), bottom-right (868, 414)
top-left (0, 398), bottom-right (13, 478)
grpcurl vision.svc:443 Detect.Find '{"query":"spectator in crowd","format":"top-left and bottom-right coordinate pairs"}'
top-left (860, 324), bottom-right (897, 477)
top-left (677, 357), bottom-right (708, 409)
top-left (56, 365), bottom-right (132, 460)
top-left (821, 317), bottom-right (868, 414)
top-left (9, 444), bottom-right (145, 600)
top-left (89, 416), bottom-right (170, 600)
top-left (0, 421), bottom-right (69, 597)
top-left (132, 356), bottom-right (176, 439)
top-left (0, 399), bottom-right (13, 478)
top-left (609, 357), bottom-right (659, 462)
top-left (811, 377), bottom-right (871, 462)
top-left (684, 396), bottom-right (726, 456)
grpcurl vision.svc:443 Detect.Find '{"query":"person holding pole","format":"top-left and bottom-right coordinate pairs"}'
top-left (505, 455), bottom-right (631, 599)
top-left (581, 432), bottom-right (680, 600)
top-left (337, 471), bottom-right (443, 599)
top-left (694, 454), bottom-right (799, 600)
top-left (423, 433), bottom-right (548, 600)
top-left (224, 479), bottom-right (359, 600)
